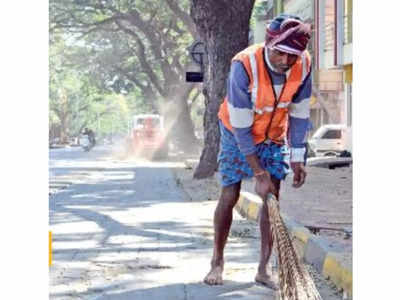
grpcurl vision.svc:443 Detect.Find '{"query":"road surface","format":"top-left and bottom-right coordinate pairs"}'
top-left (49, 146), bottom-right (342, 299)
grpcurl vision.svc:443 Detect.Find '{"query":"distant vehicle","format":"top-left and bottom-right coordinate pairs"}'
top-left (80, 134), bottom-right (93, 152)
top-left (308, 124), bottom-right (352, 157)
top-left (127, 114), bottom-right (169, 159)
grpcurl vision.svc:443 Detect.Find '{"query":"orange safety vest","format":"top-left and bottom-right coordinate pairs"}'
top-left (218, 43), bottom-right (311, 145)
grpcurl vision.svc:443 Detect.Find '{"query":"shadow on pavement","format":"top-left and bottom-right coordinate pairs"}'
top-left (50, 160), bottom-right (264, 298)
top-left (50, 281), bottom-right (264, 300)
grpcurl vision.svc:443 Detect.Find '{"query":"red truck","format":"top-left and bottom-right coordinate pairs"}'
top-left (127, 114), bottom-right (169, 159)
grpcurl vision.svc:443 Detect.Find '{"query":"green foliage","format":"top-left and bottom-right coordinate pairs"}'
top-left (49, 31), bottom-right (134, 139)
top-left (49, 0), bottom-right (200, 143)
top-left (50, 0), bottom-right (195, 99)
top-left (250, 0), bottom-right (270, 30)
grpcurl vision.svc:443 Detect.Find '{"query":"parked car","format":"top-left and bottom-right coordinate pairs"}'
top-left (127, 114), bottom-right (169, 159)
top-left (308, 124), bottom-right (352, 157)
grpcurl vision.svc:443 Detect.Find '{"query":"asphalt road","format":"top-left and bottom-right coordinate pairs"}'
top-left (49, 146), bottom-right (342, 300)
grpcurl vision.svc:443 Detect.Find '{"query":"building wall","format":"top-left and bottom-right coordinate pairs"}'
top-left (254, 0), bottom-right (352, 132)
top-left (283, 0), bottom-right (327, 129)
top-left (314, 0), bottom-right (351, 127)
top-left (254, 16), bottom-right (268, 44)
top-left (284, 0), bottom-right (313, 21)
top-left (253, 0), bottom-right (274, 44)
top-left (343, 0), bottom-right (353, 129)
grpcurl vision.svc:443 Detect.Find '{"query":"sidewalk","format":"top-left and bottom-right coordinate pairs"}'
top-left (50, 157), bottom-right (292, 299)
top-left (49, 150), bottom-right (348, 299)
top-left (183, 158), bottom-right (353, 298)
top-left (238, 164), bottom-right (353, 298)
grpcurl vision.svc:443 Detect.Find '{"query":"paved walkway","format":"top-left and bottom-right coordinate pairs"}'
top-left (49, 148), bottom-right (343, 299)
top-left (239, 164), bottom-right (352, 297)
top-left (50, 158), bottom-right (277, 299)
top-left (242, 165), bottom-right (352, 251)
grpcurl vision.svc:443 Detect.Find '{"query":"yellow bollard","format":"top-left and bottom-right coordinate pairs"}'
top-left (49, 231), bottom-right (52, 266)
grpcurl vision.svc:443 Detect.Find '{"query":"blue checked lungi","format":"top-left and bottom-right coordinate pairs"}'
top-left (218, 122), bottom-right (290, 187)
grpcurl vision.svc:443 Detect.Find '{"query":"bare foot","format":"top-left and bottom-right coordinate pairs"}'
top-left (255, 272), bottom-right (279, 291)
top-left (204, 265), bottom-right (223, 285)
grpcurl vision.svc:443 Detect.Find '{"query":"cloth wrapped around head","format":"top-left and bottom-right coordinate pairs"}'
top-left (265, 14), bottom-right (312, 56)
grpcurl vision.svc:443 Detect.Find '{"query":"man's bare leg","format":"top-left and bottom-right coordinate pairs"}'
top-left (255, 177), bottom-right (280, 290)
top-left (204, 181), bottom-right (241, 285)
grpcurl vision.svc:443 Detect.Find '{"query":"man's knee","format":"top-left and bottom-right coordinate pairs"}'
top-left (255, 177), bottom-right (281, 201)
top-left (219, 182), bottom-right (241, 209)
top-left (271, 177), bottom-right (281, 199)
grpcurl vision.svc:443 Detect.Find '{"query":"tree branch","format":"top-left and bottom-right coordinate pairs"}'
top-left (51, 10), bottom-right (118, 31)
top-left (189, 87), bottom-right (202, 109)
top-left (125, 9), bottom-right (176, 81)
top-left (78, 104), bottom-right (90, 112)
top-left (165, 0), bottom-right (198, 38)
top-left (115, 66), bottom-right (146, 91)
top-left (115, 65), bottom-right (158, 110)
top-left (114, 19), bottom-right (166, 97)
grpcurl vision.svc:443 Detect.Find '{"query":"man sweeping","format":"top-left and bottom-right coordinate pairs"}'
top-left (204, 14), bottom-right (312, 290)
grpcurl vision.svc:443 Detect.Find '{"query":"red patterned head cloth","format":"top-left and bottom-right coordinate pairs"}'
top-left (266, 14), bottom-right (311, 56)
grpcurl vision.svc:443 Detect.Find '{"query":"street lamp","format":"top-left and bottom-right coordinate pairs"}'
top-left (186, 40), bottom-right (206, 82)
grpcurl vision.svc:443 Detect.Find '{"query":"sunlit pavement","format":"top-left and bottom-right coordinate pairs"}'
top-left (49, 146), bottom-right (341, 300)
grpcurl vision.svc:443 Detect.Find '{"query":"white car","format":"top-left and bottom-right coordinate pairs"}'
top-left (308, 124), bottom-right (352, 157)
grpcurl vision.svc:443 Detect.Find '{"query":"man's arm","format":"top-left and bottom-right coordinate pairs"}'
top-left (288, 67), bottom-right (312, 187)
top-left (227, 61), bottom-right (277, 196)
top-left (226, 61), bottom-right (255, 154)
top-left (227, 61), bottom-right (262, 171)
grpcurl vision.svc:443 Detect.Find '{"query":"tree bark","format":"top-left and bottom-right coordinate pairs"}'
top-left (190, 0), bottom-right (255, 179)
top-left (59, 113), bottom-right (69, 144)
top-left (162, 83), bottom-right (199, 151)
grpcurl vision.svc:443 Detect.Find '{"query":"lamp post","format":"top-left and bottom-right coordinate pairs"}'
top-left (186, 40), bottom-right (206, 82)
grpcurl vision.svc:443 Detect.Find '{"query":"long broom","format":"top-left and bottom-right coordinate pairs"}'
top-left (266, 193), bottom-right (323, 300)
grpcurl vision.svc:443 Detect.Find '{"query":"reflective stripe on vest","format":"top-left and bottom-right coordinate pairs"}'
top-left (218, 43), bottom-right (310, 145)
top-left (249, 52), bottom-right (258, 108)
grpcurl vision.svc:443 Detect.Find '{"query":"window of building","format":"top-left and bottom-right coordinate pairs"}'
top-left (324, 1), bottom-right (335, 52)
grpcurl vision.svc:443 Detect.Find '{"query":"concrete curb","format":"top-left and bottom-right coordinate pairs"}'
top-left (235, 191), bottom-right (353, 298)
top-left (307, 157), bottom-right (352, 169)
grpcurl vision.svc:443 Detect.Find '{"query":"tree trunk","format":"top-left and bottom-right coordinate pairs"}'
top-left (173, 95), bottom-right (199, 151)
top-left (162, 83), bottom-right (199, 152)
top-left (59, 113), bottom-right (69, 144)
top-left (190, 0), bottom-right (255, 179)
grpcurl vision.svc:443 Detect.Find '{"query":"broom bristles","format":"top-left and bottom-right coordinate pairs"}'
top-left (266, 193), bottom-right (322, 300)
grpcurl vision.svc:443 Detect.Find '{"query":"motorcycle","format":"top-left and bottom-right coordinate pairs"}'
top-left (80, 134), bottom-right (93, 152)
